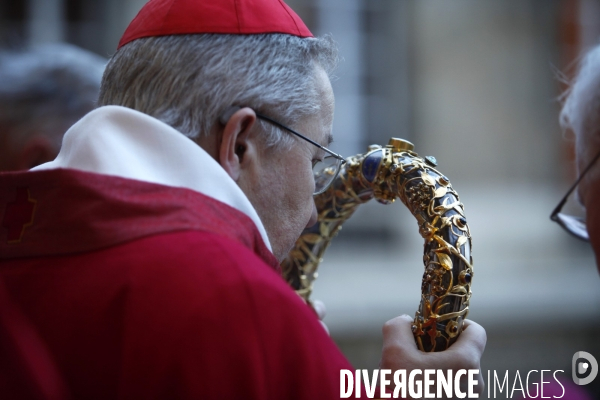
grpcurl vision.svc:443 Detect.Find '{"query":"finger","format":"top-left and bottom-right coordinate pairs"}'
top-left (453, 319), bottom-right (487, 356)
top-left (432, 319), bottom-right (486, 374)
top-left (381, 315), bottom-right (420, 369)
top-left (382, 315), bottom-right (416, 349)
top-left (312, 299), bottom-right (327, 320)
top-left (477, 372), bottom-right (485, 394)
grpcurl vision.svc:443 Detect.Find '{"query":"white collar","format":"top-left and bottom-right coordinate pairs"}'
top-left (33, 105), bottom-right (272, 251)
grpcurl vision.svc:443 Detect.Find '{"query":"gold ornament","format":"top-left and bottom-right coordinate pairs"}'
top-left (281, 138), bottom-right (473, 352)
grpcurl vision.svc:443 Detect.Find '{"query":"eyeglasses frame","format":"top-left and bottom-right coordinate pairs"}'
top-left (550, 148), bottom-right (600, 241)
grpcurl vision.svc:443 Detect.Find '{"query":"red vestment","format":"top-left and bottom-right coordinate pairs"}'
top-left (0, 168), bottom-right (354, 399)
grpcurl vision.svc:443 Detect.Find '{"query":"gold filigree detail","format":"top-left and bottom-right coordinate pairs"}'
top-left (281, 138), bottom-right (473, 352)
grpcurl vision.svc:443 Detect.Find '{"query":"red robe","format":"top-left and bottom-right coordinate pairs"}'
top-left (0, 168), bottom-right (354, 399)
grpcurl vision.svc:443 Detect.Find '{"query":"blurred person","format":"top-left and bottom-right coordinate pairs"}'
top-left (540, 42), bottom-right (600, 400)
top-left (0, 44), bottom-right (104, 400)
top-left (555, 43), bottom-right (600, 269)
top-left (0, 44), bottom-right (105, 171)
top-left (0, 0), bottom-right (486, 398)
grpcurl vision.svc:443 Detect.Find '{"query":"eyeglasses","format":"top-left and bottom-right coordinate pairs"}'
top-left (219, 106), bottom-right (346, 195)
top-left (550, 149), bottom-right (600, 241)
top-left (253, 112), bottom-right (346, 195)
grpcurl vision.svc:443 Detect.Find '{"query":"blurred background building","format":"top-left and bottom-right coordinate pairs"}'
top-left (1, 0), bottom-right (600, 397)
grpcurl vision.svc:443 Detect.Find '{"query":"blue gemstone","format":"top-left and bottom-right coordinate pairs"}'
top-left (362, 149), bottom-right (383, 182)
top-left (425, 156), bottom-right (437, 166)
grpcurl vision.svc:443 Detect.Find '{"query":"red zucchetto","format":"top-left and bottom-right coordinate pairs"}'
top-left (118, 0), bottom-right (313, 49)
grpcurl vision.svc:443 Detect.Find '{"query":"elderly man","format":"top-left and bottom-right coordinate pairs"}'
top-left (555, 43), bottom-right (600, 266)
top-left (0, 0), bottom-right (485, 398)
top-left (0, 44), bottom-right (105, 172)
top-left (529, 43), bottom-right (600, 400)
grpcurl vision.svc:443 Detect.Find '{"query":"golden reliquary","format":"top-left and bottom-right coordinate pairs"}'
top-left (281, 138), bottom-right (473, 352)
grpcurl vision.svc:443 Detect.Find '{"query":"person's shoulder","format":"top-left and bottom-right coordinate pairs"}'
top-left (122, 229), bottom-right (281, 285)
top-left (117, 228), bottom-right (326, 356)
top-left (113, 230), bottom-right (350, 398)
top-left (117, 229), bottom-right (301, 314)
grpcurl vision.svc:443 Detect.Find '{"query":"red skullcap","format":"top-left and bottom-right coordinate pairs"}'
top-left (118, 0), bottom-right (313, 49)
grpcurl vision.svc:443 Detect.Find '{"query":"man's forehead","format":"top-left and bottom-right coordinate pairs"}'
top-left (310, 115), bottom-right (334, 149)
top-left (310, 122), bottom-right (333, 149)
top-left (310, 67), bottom-right (335, 149)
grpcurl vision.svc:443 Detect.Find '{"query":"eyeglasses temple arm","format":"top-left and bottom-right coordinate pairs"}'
top-left (550, 149), bottom-right (600, 221)
top-left (255, 112), bottom-right (346, 162)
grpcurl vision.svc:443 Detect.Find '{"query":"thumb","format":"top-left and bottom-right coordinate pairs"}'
top-left (382, 314), bottom-right (416, 349)
top-left (445, 319), bottom-right (487, 360)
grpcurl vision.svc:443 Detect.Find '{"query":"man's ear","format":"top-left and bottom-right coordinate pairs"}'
top-left (218, 107), bottom-right (258, 181)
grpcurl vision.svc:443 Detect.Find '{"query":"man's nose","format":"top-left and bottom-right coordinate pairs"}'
top-left (306, 200), bottom-right (318, 228)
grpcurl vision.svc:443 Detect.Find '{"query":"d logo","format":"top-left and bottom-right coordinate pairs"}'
top-left (572, 351), bottom-right (598, 385)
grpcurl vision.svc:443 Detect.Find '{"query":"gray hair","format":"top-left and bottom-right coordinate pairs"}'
top-left (560, 44), bottom-right (600, 174)
top-left (98, 33), bottom-right (338, 148)
top-left (0, 44), bottom-right (106, 150)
